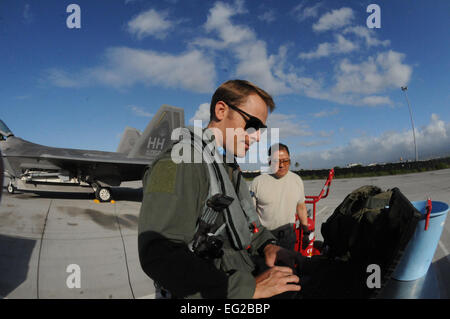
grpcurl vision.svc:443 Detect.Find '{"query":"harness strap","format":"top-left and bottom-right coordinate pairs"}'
top-left (174, 127), bottom-right (258, 250)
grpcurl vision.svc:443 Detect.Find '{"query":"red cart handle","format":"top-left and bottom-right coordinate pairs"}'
top-left (305, 168), bottom-right (335, 203)
top-left (425, 198), bottom-right (432, 231)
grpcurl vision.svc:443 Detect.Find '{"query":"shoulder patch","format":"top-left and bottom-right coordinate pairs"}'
top-left (145, 159), bottom-right (178, 194)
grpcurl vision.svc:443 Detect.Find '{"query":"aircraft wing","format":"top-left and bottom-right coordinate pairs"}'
top-left (39, 153), bottom-right (152, 166)
top-left (30, 153), bottom-right (151, 186)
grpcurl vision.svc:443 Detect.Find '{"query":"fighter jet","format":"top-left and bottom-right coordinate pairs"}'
top-left (1, 105), bottom-right (184, 202)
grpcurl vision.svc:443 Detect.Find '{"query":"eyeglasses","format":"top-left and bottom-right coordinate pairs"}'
top-left (274, 159), bottom-right (291, 166)
top-left (225, 102), bottom-right (267, 131)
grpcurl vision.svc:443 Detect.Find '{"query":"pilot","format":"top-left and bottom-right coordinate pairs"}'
top-left (250, 143), bottom-right (310, 251)
top-left (138, 80), bottom-right (301, 299)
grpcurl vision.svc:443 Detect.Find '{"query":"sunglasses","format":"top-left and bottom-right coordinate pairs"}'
top-left (226, 102), bottom-right (267, 131)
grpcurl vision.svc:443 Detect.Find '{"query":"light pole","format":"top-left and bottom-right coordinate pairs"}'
top-left (401, 86), bottom-right (418, 161)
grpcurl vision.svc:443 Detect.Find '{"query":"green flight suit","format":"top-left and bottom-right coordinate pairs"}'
top-left (138, 140), bottom-right (276, 299)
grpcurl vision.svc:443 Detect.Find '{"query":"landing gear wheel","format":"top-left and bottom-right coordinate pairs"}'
top-left (95, 187), bottom-right (112, 202)
top-left (7, 182), bottom-right (15, 194)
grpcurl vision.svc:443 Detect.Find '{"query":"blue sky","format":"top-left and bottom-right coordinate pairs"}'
top-left (1, 0), bottom-right (449, 169)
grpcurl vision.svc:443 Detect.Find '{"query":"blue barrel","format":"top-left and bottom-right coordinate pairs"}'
top-left (392, 200), bottom-right (449, 281)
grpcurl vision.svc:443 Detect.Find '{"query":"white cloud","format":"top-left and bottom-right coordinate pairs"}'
top-left (193, 2), bottom-right (404, 106)
top-left (234, 41), bottom-right (292, 95)
top-left (189, 103), bottom-right (211, 126)
top-left (312, 107), bottom-right (340, 118)
top-left (44, 68), bottom-right (80, 88)
top-left (197, 2), bottom-right (282, 92)
top-left (318, 130), bottom-right (334, 138)
top-left (190, 37), bottom-right (228, 50)
top-left (194, 2), bottom-right (320, 96)
top-left (203, 2), bottom-right (253, 46)
top-left (300, 139), bottom-right (332, 147)
top-left (361, 95), bottom-right (393, 106)
top-left (343, 26), bottom-right (390, 48)
top-left (299, 34), bottom-right (358, 59)
top-left (258, 10), bottom-right (276, 23)
top-left (14, 95), bottom-right (30, 100)
top-left (266, 113), bottom-right (312, 138)
top-left (333, 50), bottom-right (412, 95)
top-left (299, 25), bottom-right (390, 61)
top-left (294, 114), bottom-right (450, 169)
top-left (313, 7), bottom-right (354, 32)
top-left (292, 3), bottom-right (322, 22)
top-left (23, 4), bottom-right (33, 24)
top-left (127, 9), bottom-right (173, 39)
top-left (45, 47), bottom-right (216, 93)
top-left (423, 114), bottom-right (448, 139)
top-left (189, 2), bottom-right (411, 107)
top-left (44, 1), bottom-right (412, 113)
top-left (128, 105), bottom-right (153, 117)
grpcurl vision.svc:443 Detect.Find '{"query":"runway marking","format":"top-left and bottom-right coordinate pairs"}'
top-left (113, 204), bottom-right (135, 299)
top-left (316, 206), bottom-right (328, 216)
top-left (138, 293), bottom-right (155, 299)
top-left (36, 199), bottom-right (53, 299)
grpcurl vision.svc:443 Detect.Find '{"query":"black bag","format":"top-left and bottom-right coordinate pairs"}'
top-left (321, 185), bottom-right (390, 259)
top-left (297, 186), bottom-right (421, 299)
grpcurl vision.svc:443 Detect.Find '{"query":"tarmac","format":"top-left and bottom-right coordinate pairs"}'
top-left (1, 169), bottom-right (449, 299)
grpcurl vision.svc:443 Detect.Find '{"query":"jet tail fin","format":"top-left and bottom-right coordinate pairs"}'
top-left (0, 119), bottom-right (14, 138)
top-left (117, 127), bottom-right (142, 155)
top-left (127, 104), bottom-right (185, 159)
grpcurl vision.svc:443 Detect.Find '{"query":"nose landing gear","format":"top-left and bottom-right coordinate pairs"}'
top-left (7, 181), bottom-right (16, 194)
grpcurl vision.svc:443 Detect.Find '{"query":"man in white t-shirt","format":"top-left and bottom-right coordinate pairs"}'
top-left (250, 143), bottom-right (309, 250)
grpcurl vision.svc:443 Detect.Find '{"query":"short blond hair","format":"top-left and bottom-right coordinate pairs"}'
top-left (209, 79), bottom-right (275, 121)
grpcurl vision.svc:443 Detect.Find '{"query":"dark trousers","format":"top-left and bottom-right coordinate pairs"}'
top-left (270, 223), bottom-right (296, 251)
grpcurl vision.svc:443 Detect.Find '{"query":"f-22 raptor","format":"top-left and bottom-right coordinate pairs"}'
top-left (1, 105), bottom-right (184, 202)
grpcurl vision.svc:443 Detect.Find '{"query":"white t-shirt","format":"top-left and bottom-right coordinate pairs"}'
top-left (250, 171), bottom-right (305, 230)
